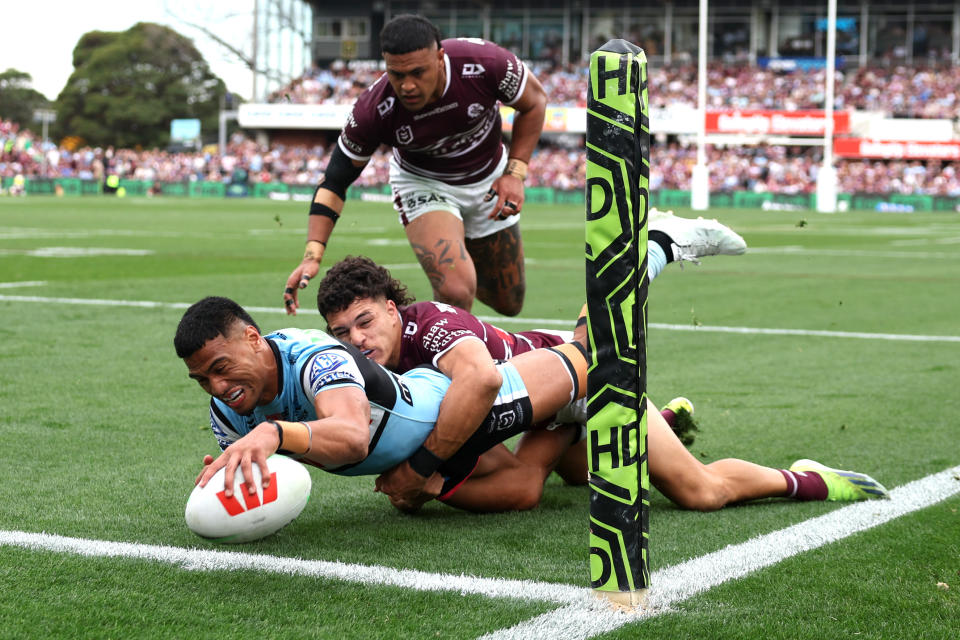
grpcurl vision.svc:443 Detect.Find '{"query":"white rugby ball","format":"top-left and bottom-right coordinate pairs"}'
top-left (185, 454), bottom-right (311, 543)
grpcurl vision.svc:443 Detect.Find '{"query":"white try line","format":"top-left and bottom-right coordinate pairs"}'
top-left (2, 294), bottom-right (958, 344)
top-left (482, 464), bottom-right (960, 639)
top-left (2, 465), bottom-right (958, 640)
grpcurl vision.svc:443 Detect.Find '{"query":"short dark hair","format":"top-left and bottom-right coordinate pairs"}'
top-left (316, 255), bottom-right (415, 319)
top-left (380, 14), bottom-right (442, 55)
top-left (174, 296), bottom-right (260, 358)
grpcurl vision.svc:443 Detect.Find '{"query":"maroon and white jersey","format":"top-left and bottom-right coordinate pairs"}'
top-left (339, 38), bottom-right (528, 186)
top-left (395, 301), bottom-right (568, 373)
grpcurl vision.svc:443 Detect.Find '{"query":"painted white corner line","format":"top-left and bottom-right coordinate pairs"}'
top-left (2, 294), bottom-right (958, 344)
top-left (478, 316), bottom-right (960, 344)
top-left (644, 322), bottom-right (960, 343)
top-left (0, 281), bottom-right (46, 289)
top-left (481, 464), bottom-right (960, 640)
top-left (0, 529), bottom-right (591, 606)
top-left (2, 466), bottom-right (959, 640)
top-left (747, 247), bottom-right (960, 260)
top-left (0, 294), bottom-right (320, 316)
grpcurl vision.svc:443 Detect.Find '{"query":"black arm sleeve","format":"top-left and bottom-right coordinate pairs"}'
top-left (319, 145), bottom-right (365, 200)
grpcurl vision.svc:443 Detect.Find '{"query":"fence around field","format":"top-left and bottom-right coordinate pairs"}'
top-left (2, 177), bottom-right (958, 213)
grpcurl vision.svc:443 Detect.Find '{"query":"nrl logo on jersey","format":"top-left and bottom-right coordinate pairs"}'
top-left (396, 125), bottom-right (414, 145)
top-left (461, 63), bottom-right (486, 77)
top-left (377, 97), bottom-right (395, 117)
top-left (467, 103), bottom-right (485, 118)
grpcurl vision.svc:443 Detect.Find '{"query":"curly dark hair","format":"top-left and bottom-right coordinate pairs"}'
top-left (316, 255), bottom-right (415, 319)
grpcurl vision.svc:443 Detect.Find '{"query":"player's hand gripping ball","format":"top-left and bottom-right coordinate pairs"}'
top-left (185, 454), bottom-right (311, 543)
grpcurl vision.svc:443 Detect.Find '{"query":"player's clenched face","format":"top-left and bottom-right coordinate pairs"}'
top-left (184, 323), bottom-right (276, 416)
top-left (324, 297), bottom-right (402, 370)
top-left (382, 45), bottom-right (445, 112)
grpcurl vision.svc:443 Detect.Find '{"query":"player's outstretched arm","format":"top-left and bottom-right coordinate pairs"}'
top-left (283, 190), bottom-right (341, 315)
top-left (283, 147), bottom-right (366, 315)
top-left (196, 386), bottom-right (371, 496)
top-left (375, 338), bottom-right (502, 506)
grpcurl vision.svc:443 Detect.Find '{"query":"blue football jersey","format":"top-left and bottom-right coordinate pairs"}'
top-left (207, 327), bottom-right (446, 476)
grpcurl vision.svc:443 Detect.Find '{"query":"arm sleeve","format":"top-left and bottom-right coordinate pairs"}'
top-left (318, 145), bottom-right (365, 200)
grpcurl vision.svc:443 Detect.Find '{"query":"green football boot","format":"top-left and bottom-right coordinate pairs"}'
top-left (789, 459), bottom-right (891, 501)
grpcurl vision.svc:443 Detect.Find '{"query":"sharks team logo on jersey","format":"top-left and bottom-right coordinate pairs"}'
top-left (308, 351), bottom-right (358, 394)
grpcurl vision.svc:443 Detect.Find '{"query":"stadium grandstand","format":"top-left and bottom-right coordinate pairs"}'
top-left (3, 0), bottom-right (960, 210)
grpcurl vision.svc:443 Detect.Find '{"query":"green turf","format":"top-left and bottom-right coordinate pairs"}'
top-left (0, 196), bottom-right (958, 638)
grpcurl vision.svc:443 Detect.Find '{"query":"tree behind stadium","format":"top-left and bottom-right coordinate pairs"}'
top-left (0, 69), bottom-right (50, 128)
top-left (54, 22), bottom-right (226, 149)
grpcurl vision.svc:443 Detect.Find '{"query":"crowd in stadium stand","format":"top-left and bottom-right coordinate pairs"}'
top-left (4, 108), bottom-right (960, 198)
top-left (271, 61), bottom-right (960, 119)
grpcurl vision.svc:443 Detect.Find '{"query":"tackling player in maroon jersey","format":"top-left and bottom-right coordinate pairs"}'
top-left (314, 256), bottom-right (891, 513)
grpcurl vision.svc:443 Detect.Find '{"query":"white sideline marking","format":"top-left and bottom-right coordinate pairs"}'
top-left (482, 465), bottom-right (960, 639)
top-left (747, 246), bottom-right (960, 260)
top-left (643, 322), bottom-right (960, 343)
top-left (1, 467), bottom-right (958, 640)
top-left (486, 318), bottom-right (960, 344)
top-left (2, 294), bottom-right (958, 344)
top-left (0, 247), bottom-right (154, 258)
top-left (0, 530), bottom-right (590, 606)
top-left (30, 247), bottom-right (154, 257)
top-left (0, 281), bottom-right (45, 289)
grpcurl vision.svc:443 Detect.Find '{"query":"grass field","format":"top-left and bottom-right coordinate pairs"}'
top-left (1, 196), bottom-right (958, 639)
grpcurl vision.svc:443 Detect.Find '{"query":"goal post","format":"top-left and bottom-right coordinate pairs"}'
top-left (585, 40), bottom-right (651, 608)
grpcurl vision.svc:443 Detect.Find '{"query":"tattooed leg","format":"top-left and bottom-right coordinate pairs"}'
top-left (466, 223), bottom-right (526, 316)
top-left (404, 210), bottom-right (478, 310)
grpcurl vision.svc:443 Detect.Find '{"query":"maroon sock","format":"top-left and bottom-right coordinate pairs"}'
top-left (779, 469), bottom-right (828, 501)
top-left (660, 408), bottom-right (676, 428)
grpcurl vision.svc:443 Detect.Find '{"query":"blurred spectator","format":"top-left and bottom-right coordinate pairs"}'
top-left (4, 115), bottom-right (960, 197)
top-left (269, 59), bottom-right (960, 119)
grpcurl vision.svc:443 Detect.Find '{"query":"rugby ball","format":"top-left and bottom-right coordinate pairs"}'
top-left (185, 454), bottom-right (311, 543)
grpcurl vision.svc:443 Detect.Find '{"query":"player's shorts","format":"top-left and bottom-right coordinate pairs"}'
top-left (435, 360), bottom-right (536, 498)
top-left (389, 151), bottom-right (518, 239)
top-left (436, 344), bottom-right (586, 500)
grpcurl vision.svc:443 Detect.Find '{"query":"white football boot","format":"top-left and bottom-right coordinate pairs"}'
top-left (648, 208), bottom-right (747, 264)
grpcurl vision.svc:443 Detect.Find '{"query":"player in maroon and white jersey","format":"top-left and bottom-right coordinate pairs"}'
top-left (283, 14), bottom-right (546, 319)
top-left (391, 300), bottom-right (568, 373)
top-left (315, 256), bottom-right (892, 514)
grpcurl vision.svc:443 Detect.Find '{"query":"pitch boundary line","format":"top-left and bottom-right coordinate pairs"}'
top-left (2, 465), bottom-right (958, 640)
top-left (2, 293), bottom-right (958, 344)
top-left (481, 464), bottom-right (960, 639)
top-left (747, 246), bottom-right (960, 260)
